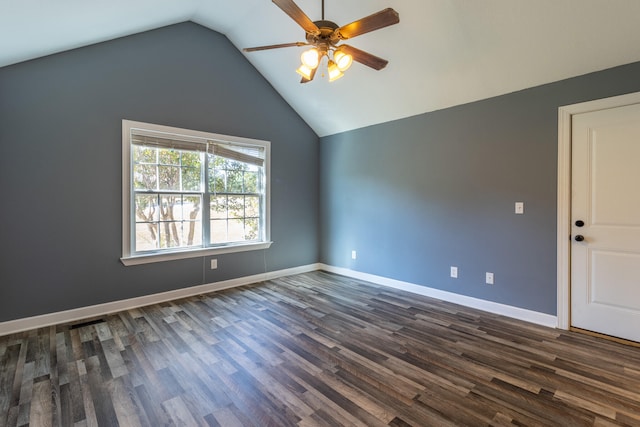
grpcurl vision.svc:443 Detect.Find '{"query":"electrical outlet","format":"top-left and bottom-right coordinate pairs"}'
top-left (450, 266), bottom-right (458, 278)
top-left (351, 250), bottom-right (357, 260)
top-left (485, 272), bottom-right (494, 285)
top-left (210, 259), bottom-right (218, 269)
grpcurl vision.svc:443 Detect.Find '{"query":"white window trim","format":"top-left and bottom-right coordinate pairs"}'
top-left (121, 119), bottom-right (272, 266)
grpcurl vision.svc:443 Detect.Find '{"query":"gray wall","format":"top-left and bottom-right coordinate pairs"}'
top-left (3, 20), bottom-right (640, 323)
top-left (320, 61), bottom-right (640, 315)
top-left (0, 22), bottom-right (319, 322)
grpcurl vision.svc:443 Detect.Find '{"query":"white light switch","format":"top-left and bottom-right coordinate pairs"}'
top-left (210, 259), bottom-right (218, 269)
top-left (515, 202), bottom-right (524, 214)
top-left (450, 266), bottom-right (458, 278)
top-left (351, 250), bottom-right (357, 260)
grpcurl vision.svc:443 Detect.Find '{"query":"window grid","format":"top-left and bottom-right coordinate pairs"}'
top-left (133, 144), bottom-right (205, 252)
top-left (131, 144), bottom-right (265, 253)
top-left (208, 155), bottom-right (263, 245)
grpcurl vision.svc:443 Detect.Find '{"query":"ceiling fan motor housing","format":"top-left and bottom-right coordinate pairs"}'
top-left (306, 20), bottom-right (341, 51)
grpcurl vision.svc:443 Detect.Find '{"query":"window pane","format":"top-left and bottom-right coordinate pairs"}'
top-left (244, 171), bottom-right (258, 193)
top-left (134, 164), bottom-right (157, 190)
top-left (173, 195), bottom-right (189, 220)
top-left (135, 194), bottom-right (159, 222)
top-left (158, 222), bottom-right (181, 248)
top-left (245, 196), bottom-right (259, 217)
top-left (245, 218), bottom-right (259, 240)
top-left (160, 195), bottom-right (181, 220)
top-left (135, 223), bottom-right (158, 251)
top-left (209, 169), bottom-right (225, 193)
top-left (159, 149), bottom-right (180, 165)
top-left (181, 151), bottom-right (201, 166)
top-left (133, 146), bottom-right (156, 163)
top-left (182, 167), bottom-right (201, 191)
top-left (210, 219), bottom-right (227, 243)
top-left (228, 196), bottom-right (244, 218)
top-left (224, 159), bottom-right (244, 170)
top-left (182, 221), bottom-right (202, 246)
top-left (174, 197), bottom-right (186, 221)
top-left (228, 219), bottom-right (244, 242)
top-left (212, 155), bottom-right (227, 169)
top-left (227, 170), bottom-right (243, 193)
top-left (182, 196), bottom-right (202, 221)
top-left (158, 166), bottom-right (180, 190)
top-left (210, 196), bottom-right (227, 219)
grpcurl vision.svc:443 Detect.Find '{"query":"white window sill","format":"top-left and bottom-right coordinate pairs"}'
top-left (120, 241), bottom-right (273, 266)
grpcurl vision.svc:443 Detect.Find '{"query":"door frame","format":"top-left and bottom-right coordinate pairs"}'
top-left (556, 91), bottom-right (640, 330)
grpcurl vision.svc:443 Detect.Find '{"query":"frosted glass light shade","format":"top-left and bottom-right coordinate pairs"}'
top-left (334, 50), bottom-right (353, 71)
top-left (296, 63), bottom-right (314, 80)
top-left (300, 48), bottom-right (320, 69)
top-left (327, 61), bottom-right (344, 82)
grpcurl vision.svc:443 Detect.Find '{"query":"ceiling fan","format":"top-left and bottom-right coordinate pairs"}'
top-left (243, 0), bottom-right (400, 83)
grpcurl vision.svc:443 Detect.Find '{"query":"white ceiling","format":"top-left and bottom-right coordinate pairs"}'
top-left (3, 0), bottom-right (640, 136)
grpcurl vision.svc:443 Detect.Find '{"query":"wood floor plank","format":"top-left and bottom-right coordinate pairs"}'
top-left (133, 384), bottom-right (170, 427)
top-left (109, 377), bottom-right (143, 427)
top-left (208, 406), bottom-right (245, 427)
top-left (76, 360), bottom-right (99, 427)
top-left (2, 271), bottom-right (640, 426)
top-left (29, 379), bottom-right (53, 427)
top-left (161, 395), bottom-right (202, 427)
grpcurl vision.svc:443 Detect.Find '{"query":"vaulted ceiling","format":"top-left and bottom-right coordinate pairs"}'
top-left (3, 0), bottom-right (640, 136)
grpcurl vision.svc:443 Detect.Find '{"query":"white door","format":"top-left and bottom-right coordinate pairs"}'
top-left (571, 103), bottom-right (640, 342)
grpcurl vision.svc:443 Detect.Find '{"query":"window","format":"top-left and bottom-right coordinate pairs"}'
top-left (121, 120), bottom-right (271, 265)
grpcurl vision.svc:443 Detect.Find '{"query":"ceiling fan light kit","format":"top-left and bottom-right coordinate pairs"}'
top-left (243, 0), bottom-right (399, 84)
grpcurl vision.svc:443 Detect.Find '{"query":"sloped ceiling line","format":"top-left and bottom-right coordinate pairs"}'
top-left (2, 0), bottom-right (640, 136)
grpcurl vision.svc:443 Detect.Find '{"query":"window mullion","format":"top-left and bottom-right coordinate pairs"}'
top-left (203, 152), bottom-right (211, 246)
top-left (258, 169), bottom-right (265, 241)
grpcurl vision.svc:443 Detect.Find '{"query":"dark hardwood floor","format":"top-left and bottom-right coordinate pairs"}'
top-left (1, 271), bottom-right (639, 426)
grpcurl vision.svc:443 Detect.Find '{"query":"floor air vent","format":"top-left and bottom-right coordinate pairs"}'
top-left (70, 318), bottom-right (106, 329)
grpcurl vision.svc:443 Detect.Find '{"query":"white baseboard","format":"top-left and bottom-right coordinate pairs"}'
top-left (319, 264), bottom-right (558, 329)
top-left (0, 262), bottom-right (557, 336)
top-left (0, 263), bottom-right (321, 337)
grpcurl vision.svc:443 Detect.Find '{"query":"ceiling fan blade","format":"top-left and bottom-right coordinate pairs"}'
top-left (272, 0), bottom-right (320, 35)
top-left (338, 44), bottom-right (388, 70)
top-left (300, 67), bottom-right (318, 84)
top-left (243, 42), bottom-right (309, 52)
top-left (336, 8), bottom-right (399, 40)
